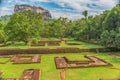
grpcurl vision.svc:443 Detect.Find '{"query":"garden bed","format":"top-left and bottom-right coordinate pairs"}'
top-left (0, 53), bottom-right (119, 80)
top-left (47, 42), bottom-right (60, 46)
top-left (99, 78), bottom-right (120, 80)
top-left (66, 43), bottom-right (80, 45)
top-left (13, 55), bottom-right (41, 64)
top-left (19, 69), bottom-right (40, 80)
top-left (31, 41), bottom-right (61, 46)
top-left (31, 42), bottom-right (45, 46)
top-left (0, 55), bottom-right (13, 64)
top-left (54, 56), bottom-right (112, 69)
top-left (3, 78), bottom-right (16, 80)
top-left (0, 48), bottom-right (110, 55)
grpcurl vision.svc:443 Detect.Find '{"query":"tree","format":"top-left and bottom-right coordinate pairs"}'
top-left (82, 10), bottom-right (88, 19)
top-left (82, 10), bottom-right (91, 40)
top-left (69, 4), bottom-right (120, 49)
top-left (0, 22), bottom-right (7, 44)
top-left (47, 17), bottom-right (70, 40)
top-left (100, 4), bottom-right (120, 48)
top-left (5, 11), bottom-right (43, 44)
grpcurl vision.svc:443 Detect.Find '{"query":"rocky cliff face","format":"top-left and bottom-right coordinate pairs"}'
top-left (14, 5), bottom-right (52, 20)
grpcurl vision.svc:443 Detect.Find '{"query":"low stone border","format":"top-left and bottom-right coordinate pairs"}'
top-left (19, 69), bottom-right (40, 80)
top-left (47, 42), bottom-right (60, 46)
top-left (0, 48), bottom-right (111, 55)
top-left (13, 55), bottom-right (41, 64)
top-left (31, 42), bottom-right (45, 46)
top-left (0, 69), bottom-right (40, 80)
top-left (0, 72), bottom-right (2, 76)
top-left (99, 78), bottom-right (120, 80)
top-left (54, 56), bottom-right (112, 69)
top-left (3, 78), bottom-right (16, 80)
top-left (0, 55), bottom-right (13, 64)
top-left (31, 41), bottom-right (62, 46)
top-left (66, 43), bottom-right (80, 45)
top-left (0, 43), bottom-right (12, 47)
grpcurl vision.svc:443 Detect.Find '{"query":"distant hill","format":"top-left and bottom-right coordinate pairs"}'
top-left (14, 4), bottom-right (52, 20)
top-left (0, 15), bottom-right (10, 22)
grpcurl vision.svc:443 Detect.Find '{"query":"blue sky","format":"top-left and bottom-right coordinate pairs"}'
top-left (0, 0), bottom-right (119, 20)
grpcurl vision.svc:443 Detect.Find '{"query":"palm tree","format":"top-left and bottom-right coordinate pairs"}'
top-left (82, 10), bottom-right (88, 19)
top-left (82, 10), bottom-right (90, 40)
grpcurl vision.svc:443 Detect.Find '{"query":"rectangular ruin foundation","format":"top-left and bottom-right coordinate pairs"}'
top-left (31, 41), bottom-right (61, 46)
top-left (99, 78), bottom-right (120, 80)
top-left (13, 55), bottom-right (41, 64)
top-left (3, 78), bottom-right (16, 80)
top-left (47, 42), bottom-right (60, 46)
top-left (31, 42), bottom-right (45, 46)
top-left (0, 55), bottom-right (13, 64)
top-left (54, 56), bottom-right (112, 69)
top-left (19, 69), bottom-right (40, 80)
top-left (66, 43), bottom-right (80, 45)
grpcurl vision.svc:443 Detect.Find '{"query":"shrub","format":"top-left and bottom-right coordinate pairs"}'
top-left (32, 38), bottom-right (39, 44)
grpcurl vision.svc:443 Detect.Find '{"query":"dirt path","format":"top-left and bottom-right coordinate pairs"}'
top-left (60, 69), bottom-right (66, 80)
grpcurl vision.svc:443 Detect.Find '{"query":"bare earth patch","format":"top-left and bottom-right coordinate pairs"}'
top-left (3, 78), bottom-right (16, 80)
top-left (19, 69), bottom-right (40, 80)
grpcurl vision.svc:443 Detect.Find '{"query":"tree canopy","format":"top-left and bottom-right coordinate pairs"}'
top-left (5, 11), bottom-right (43, 43)
top-left (0, 4), bottom-right (120, 48)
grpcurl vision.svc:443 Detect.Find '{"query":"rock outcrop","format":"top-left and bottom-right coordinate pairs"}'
top-left (14, 4), bottom-right (52, 20)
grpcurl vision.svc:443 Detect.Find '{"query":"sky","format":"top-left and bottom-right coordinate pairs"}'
top-left (0, 0), bottom-right (119, 20)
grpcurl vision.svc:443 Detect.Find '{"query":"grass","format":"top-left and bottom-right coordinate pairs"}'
top-left (0, 40), bottom-right (118, 80)
top-left (0, 52), bottom-right (120, 80)
top-left (0, 40), bottom-right (103, 49)
top-left (20, 57), bottom-right (31, 60)
top-left (0, 58), bottom-right (10, 63)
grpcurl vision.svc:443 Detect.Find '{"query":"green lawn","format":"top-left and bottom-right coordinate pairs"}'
top-left (0, 58), bottom-right (10, 63)
top-left (0, 52), bottom-right (120, 80)
top-left (0, 40), bottom-right (103, 49)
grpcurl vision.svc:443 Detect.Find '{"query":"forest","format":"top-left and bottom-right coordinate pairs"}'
top-left (0, 4), bottom-right (120, 48)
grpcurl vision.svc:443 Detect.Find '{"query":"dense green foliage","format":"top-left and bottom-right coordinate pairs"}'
top-left (0, 22), bottom-right (7, 43)
top-left (71, 4), bottom-right (120, 48)
top-left (0, 15), bottom-right (10, 22)
top-left (43, 18), bottom-right (72, 39)
top-left (5, 11), bottom-right (43, 43)
top-left (0, 4), bottom-right (120, 48)
top-left (100, 5), bottom-right (120, 48)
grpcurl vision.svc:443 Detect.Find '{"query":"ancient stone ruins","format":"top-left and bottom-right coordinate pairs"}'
top-left (0, 54), bottom-right (116, 80)
top-left (54, 56), bottom-right (112, 69)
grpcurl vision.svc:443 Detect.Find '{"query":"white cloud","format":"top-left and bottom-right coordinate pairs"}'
top-left (0, 0), bottom-right (118, 20)
top-left (34, 0), bottom-right (118, 11)
top-left (49, 0), bottom-right (117, 19)
top-left (36, 0), bottom-right (50, 2)
top-left (53, 0), bottom-right (117, 11)
top-left (51, 11), bottom-right (83, 20)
